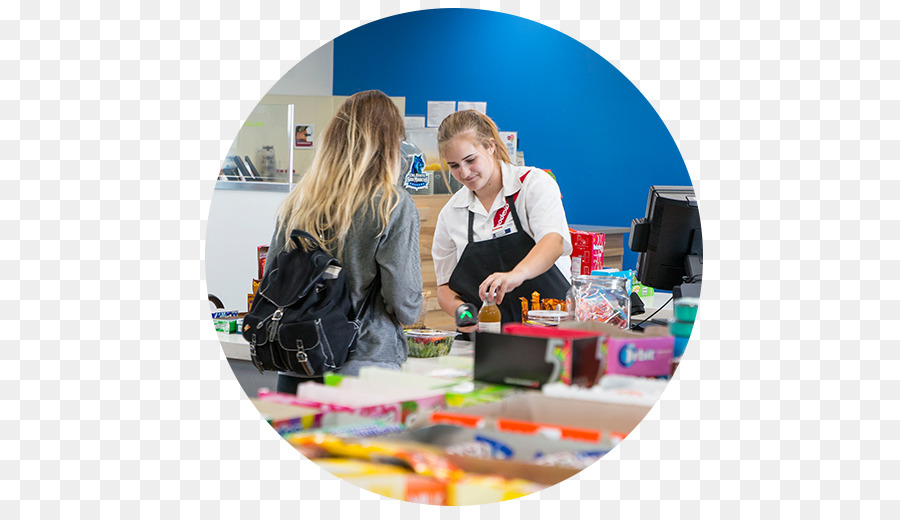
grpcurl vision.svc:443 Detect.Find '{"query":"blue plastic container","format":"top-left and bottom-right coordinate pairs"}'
top-left (673, 335), bottom-right (689, 357)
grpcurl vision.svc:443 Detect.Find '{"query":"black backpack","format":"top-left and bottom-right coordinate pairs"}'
top-left (242, 230), bottom-right (379, 376)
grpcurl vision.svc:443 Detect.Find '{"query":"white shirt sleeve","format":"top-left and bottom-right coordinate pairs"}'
top-left (521, 170), bottom-right (573, 256)
top-left (431, 207), bottom-right (459, 286)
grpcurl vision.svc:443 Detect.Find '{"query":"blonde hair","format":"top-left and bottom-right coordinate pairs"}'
top-left (437, 110), bottom-right (512, 170)
top-left (276, 90), bottom-right (405, 259)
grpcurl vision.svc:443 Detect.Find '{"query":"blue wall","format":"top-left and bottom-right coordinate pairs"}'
top-left (333, 9), bottom-right (691, 270)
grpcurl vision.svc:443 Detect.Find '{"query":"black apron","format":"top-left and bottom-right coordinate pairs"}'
top-left (447, 194), bottom-right (571, 324)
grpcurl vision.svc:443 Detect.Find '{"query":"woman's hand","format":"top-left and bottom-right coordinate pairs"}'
top-left (437, 284), bottom-right (476, 332)
top-left (479, 271), bottom-right (528, 305)
top-left (478, 233), bottom-right (566, 305)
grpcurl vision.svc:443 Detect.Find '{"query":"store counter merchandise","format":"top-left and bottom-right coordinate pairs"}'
top-left (218, 331), bottom-right (474, 375)
top-left (568, 224), bottom-right (629, 270)
top-left (217, 326), bottom-right (666, 505)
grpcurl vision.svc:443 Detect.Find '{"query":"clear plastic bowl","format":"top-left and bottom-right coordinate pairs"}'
top-left (403, 328), bottom-right (456, 358)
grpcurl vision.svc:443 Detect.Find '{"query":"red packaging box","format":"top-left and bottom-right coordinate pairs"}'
top-left (569, 229), bottom-right (605, 276)
top-left (257, 245), bottom-right (269, 279)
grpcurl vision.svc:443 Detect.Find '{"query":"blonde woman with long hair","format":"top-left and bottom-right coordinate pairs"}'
top-left (265, 90), bottom-right (423, 392)
top-left (432, 110), bottom-right (572, 329)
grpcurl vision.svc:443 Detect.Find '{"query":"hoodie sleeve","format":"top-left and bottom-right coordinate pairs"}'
top-left (374, 191), bottom-right (424, 326)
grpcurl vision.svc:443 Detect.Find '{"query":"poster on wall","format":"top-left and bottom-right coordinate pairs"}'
top-left (498, 130), bottom-right (517, 163)
top-left (457, 101), bottom-right (487, 115)
top-left (294, 124), bottom-right (314, 149)
top-left (427, 101), bottom-right (456, 127)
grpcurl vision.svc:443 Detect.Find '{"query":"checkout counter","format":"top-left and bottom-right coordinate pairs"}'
top-left (218, 291), bottom-right (674, 397)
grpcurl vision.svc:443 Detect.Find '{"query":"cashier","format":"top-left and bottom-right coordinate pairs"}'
top-left (431, 110), bottom-right (572, 328)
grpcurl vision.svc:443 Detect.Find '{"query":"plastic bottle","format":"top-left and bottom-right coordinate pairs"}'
top-left (477, 292), bottom-right (502, 333)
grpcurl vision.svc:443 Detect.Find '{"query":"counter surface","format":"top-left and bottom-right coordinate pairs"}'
top-left (217, 294), bottom-right (674, 362)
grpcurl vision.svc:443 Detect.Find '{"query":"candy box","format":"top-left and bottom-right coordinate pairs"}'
top-left (390, 423), bottom-right (612, 468)
top-left (447, 473), bottom-right (544, 505)
top-left (315, 458), bottom-right (448, 505)
top-left (213, 318), bottom-right (237, 333)
top-left (327, 377), bottom-right (447, 426)
top-left (569, 229), bottom-right (605, 276)
top-left (444, 382), bottom-right (523, 408)
top-left (559, 321), bottom-right (674, 378)
top-left (473, 327), bottom-right (606, 389)
top-left (258, 381), bottom-right (446, 426)
top-left (328, 368), bottom-right (454, 391)
top-left (418, 393), bottom-right (652, 446)
top-left (445, 455), bottom-right (577, 493)
top-left (257, 387), bottom-right (405, 424)
top-left (249, 398), bottom-right (324, 436)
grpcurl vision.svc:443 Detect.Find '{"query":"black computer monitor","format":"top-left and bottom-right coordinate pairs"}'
top-left (629, 186), bottom-right (702, 295)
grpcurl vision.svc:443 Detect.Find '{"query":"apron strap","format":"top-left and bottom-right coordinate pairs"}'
top-left (467, 193), bottom-right (525, 244)
top-left (505, 194), bottom-right (525, 234)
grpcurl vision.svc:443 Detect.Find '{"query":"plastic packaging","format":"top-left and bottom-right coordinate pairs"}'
top-left (404, 329), bottom-right (457, 358)
top-left (565, 275), bottom-right (630, 329)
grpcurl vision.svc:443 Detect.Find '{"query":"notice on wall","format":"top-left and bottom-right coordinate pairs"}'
top-left (295, 124), bottom-right (314, 149)
top-left (427, 101), bottom-right (456, 127)
top-left (404, 116), bottom-right (426, 129)
top-left (457, 101), bottom-right (487, 115)
top-left (498, 130), bottom-right (517, 162)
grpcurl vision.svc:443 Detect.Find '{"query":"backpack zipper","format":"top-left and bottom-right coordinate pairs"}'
top-left (266, 308), bottom-right (284, 343)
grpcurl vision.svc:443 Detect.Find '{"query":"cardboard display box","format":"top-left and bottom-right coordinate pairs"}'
top-left (419, 393), bottom-right (652, 445)
top-left (391, 423), bottom-right (611, 469)
top-left (474, 328), bottom-right (606, 389)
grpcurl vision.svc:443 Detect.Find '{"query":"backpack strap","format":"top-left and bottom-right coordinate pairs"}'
top-left (290, 229), bottom-right (321, 249)
top-left (353, 270), bottom-right (382, 323)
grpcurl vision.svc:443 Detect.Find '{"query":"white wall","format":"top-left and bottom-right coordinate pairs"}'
top-left (267, 42), bottom-right (333, 96)
top-left (206, 43), bottom-right (333, 311)
top-left (205, 188), bottom-right (288, 311)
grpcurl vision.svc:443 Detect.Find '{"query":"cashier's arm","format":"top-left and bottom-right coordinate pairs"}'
top-left (437, 284), bottom-right (467, 317)
top-left (479, 232), bottom-right (565, 305)
top-left (437, 284), bottom-right (478, 333)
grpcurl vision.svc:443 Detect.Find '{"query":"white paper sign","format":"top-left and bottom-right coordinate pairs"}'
top-left (498, 131), bottom-right (517, 162)
top-left (404, 116), bottom-right (426, 129)
top-left (457, 101), bottom-right (487, 115)
top-left (427, 101), bottom-right (456, 127)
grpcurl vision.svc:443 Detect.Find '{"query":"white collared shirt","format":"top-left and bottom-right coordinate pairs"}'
top-left (432, 162), bottom-right (573, 286)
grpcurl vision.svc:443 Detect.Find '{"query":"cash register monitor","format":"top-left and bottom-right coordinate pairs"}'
top-left (629, 185), bottom-right (702, 294)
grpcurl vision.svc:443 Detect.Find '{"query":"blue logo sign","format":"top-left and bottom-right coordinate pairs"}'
top-left (403, 154), bottom-right (428, 191)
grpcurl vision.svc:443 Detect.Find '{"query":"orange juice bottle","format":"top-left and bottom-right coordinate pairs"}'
top-left (477, 292), bottom-right (502, 333)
